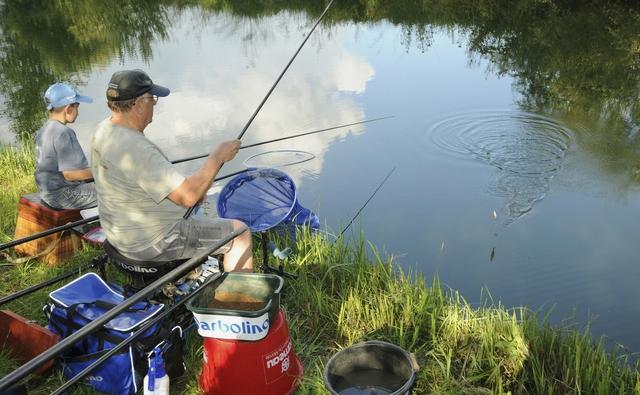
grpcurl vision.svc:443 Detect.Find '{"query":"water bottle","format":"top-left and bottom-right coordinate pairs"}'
top-left (143, 351), bottom-right (170, 395)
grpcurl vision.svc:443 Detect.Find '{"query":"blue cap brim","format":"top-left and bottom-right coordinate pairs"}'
top-left (149, 84), bottom-right (170, 97)
top-left (75, 94), bottom-right (93, 104)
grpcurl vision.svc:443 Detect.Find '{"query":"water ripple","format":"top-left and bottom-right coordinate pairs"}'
top-left (428, 110), bottom-right (574, 224)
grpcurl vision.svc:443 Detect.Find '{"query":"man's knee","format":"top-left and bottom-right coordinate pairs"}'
top-left (231, 219), bottom-right (248, 232)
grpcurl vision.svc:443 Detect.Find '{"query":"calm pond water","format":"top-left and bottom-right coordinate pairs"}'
top-left (1, 1), bottom-right (640, 355)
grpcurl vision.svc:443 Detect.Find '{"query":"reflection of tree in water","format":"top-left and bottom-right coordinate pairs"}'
top-left (430, 111), bottom-right (572, 225)
top-left (431, 1), bottom-right (640, 184)
top-left (1, 0), bottom-right (640, 163)
top-left (0, 0), bottom-right (170, 140)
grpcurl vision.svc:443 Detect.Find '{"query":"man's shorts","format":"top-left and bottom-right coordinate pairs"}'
top-left (126, 217), bottom-right (235, 262)
top-left (41, 183), bottom-right (97, 210)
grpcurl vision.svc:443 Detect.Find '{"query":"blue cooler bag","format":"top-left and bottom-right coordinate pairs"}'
top-left (45, 272), bottom-right (165, 395)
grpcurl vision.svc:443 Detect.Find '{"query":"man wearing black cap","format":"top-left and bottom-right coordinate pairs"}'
top-left (91, 69), bottom-right (253, 272)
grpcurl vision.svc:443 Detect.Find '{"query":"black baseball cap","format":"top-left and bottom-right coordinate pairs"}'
top-left (106, 69), bottom-right (170, 101)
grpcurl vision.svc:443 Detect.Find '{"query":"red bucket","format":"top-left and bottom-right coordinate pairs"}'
top-left (199, 309), bottom-right (303, 395)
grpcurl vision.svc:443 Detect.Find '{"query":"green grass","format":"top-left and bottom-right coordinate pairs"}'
top-left (0, 144), bottom-right (36, 243)
top-left (1, 145), bottom-right (639, 394)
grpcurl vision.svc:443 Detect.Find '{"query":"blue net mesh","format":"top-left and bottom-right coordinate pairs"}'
top-left (217, 168), bottom-right (319, 233)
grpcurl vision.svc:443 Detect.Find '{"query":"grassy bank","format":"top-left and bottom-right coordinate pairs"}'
top-left (0, 144), bottom-right (36, 242)
top-left (1, 145), bottom-right (639, 394)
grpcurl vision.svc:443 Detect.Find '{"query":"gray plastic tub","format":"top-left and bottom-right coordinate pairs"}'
top-left (186, 272), bottom-right (283, 341)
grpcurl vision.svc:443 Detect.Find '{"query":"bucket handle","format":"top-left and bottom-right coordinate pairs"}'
top-left (408, 353), bottom-right (420, 372)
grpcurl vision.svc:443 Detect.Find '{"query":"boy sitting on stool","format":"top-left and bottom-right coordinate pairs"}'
top-left (35, 83), bottom-right (96, 210)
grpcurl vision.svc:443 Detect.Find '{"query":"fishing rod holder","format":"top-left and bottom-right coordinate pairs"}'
top-left (260, 233), bottom-right (297, 280)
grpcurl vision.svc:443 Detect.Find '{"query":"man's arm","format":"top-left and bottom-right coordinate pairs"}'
top-left (168, 140), bottom-right (240, 207)
top-left (62, 168), bottom-right (93, 181)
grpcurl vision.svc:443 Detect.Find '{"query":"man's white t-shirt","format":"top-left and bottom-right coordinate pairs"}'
top-left (91, 119), bottom-right (186, 253)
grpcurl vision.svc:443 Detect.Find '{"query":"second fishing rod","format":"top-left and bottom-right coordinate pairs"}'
top-left (182, 0), bottom-right (336, 219)
top-left (0, 116), bottom-right (389, 253)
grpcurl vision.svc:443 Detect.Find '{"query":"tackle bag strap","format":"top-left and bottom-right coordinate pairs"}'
top-left (61, 346), bottom-right (130, 363)
top-left (91, 300), bottom-right (151, 312)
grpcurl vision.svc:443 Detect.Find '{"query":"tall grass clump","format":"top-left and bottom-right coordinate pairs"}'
top-left (0, 144), bottom-right (36, 241)
top-left (520, 315), bottom-right (640, 394)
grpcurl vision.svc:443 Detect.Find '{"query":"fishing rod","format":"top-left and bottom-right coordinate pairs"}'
top-left (237, 0), bottom-right (335, 140)
top-left (0, 115), bottom-right (389, 253)
top-left (0, 260), bottom-right (97, 307)
top-left (171, 116), bottom-right (391, 164)
top-left (0, 215), bottom-right (99, 252)
top-left (0, 169), bottom-right (249, 253)
top-left (183, 0), bottom-right (336, 219)
top-left (0, 116), bottom-right (392, 305)
top-left (338, 166), bottom-right (396, 239)
top-left (0, 228), bottom-right (245, 392)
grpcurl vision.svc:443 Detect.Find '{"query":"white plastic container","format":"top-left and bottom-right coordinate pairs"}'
top-left (143, 351), bottom-right (170, 395)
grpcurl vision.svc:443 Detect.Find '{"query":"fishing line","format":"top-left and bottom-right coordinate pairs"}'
top-left (339, 166), bottom-right (397, 238)
top-left (243, 149), bottom-right (315, 168)
top-left (171, 116), bottom-right (394, 165)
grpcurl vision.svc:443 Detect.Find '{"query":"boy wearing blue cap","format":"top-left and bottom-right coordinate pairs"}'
top-left (35, 82), bottom-right (97, 209)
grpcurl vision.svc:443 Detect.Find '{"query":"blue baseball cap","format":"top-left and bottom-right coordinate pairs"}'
top-left (44, 83), bottom-right (93, 110)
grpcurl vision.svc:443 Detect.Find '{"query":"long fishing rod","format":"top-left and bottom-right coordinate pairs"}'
top-left (0, 118), bottom-right (392, 306)
top-left (0, 169), bottom-right (248, 253)
top-left (0, 215), bottom-right (99, 252)
top-left (338, 166), bottom-right (396, 238)
top-left (2, 119), bottom-right (385, 256)
top-left (0, 115), bottom-right (388, 253)
top-left (183, 0), bottom-right (336, 219)
top-left (0, 260), bottom-right (96, 307)
top-left (171, 116), bottom-right (391, 164)
top-left (237, 0), bottom-right (335, 140)
top-left (0, 228), bottom-right (245, 392)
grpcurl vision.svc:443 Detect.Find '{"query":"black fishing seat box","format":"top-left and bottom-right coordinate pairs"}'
top-left (13, 193), bottom-right (82, 265)
top-left (103, 240), bottom-right (190, 288)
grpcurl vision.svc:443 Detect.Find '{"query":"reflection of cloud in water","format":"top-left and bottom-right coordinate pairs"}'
top-left (0, 96), bottom-right (16, 145)
top-left (0, 117), bottom-right (13, 145)
top-left (429, 110), bottom-right (573, 226)
top-left (144, 11), bottom-right (374, 187)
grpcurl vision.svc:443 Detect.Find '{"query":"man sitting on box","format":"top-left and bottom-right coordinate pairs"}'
top-left (91, 69), bottom-right (253, 272)
top-left (35, 83), bottom-right (96, 210)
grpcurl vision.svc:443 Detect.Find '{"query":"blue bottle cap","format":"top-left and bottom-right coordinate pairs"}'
top-left (155, 352), bottom-right (166, 378)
